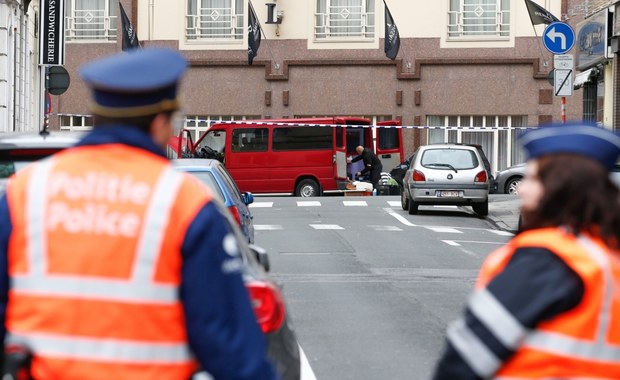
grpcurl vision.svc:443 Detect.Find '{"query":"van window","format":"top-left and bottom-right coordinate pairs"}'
top-left (232, 128), bottom-right (268, 152)
top-left (378, 128), bottom-right (399, 150)
top-left (273, 127), bottom-right (332, 151)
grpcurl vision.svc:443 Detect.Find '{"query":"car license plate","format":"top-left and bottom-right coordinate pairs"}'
top-left (437, 191), bottom-right (461, 198)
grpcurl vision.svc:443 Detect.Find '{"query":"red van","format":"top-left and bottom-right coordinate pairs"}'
top-left (169, 117), bottom-right (403, 196)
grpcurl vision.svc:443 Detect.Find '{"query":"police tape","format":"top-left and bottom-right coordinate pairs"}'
top-left (181, 119), bottom-right (531, 130)
top-left (53, 114), bottom-right (532, 131)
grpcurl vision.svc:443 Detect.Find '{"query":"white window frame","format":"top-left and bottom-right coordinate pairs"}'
top-left (186, 0), bottom-right (245, 42)
top-left (314, 0), bottom-right (375, 40)
top-left (447, 0), bottom-right (510, 40)
top-left (59, 114), bottom-right (94, 131)
top-left (426, 115), bottom-right (528, 172)
top-left (65, 0), bottom-right (117, 42)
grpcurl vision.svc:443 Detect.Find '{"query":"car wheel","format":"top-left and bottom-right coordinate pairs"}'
top-left (400, 186), bottom-right (409, 210)
top-left (407, 198), bottom-right (419, 215)
top-left (505, 177), bottom-right (522, 195)
top-left (296, 179), bottom-right (320, 197)
top-left (473, 202), bottom-right (488, 217)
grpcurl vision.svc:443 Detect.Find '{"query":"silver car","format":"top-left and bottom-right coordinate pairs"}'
top-left (494, 163), bottom-right (526, 195)
top-left (401, 144), bottom-right (490, 216)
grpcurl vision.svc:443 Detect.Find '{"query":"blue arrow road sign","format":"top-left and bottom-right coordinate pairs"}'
top-left (543, 22), bottom-right (575, 54)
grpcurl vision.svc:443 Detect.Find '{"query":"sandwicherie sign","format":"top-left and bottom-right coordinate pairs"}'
top-left (39, 0), bottom-right (65, 65)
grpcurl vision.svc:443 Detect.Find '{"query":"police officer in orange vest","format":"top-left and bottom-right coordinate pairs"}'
top-left (0, 48), bottom-right (278, 380)
top-left (433, 122), bottom-right (620, 379)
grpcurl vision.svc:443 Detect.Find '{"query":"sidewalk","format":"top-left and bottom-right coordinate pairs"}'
top-left (486, 195), bottom-right (521, 233)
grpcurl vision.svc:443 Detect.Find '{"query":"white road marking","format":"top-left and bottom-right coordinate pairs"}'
top-left (369, 225), bottom-right (403, 231)
top-left (384, 208), bottom-right (417, 227)
top-left (280, 252), bottom-right (331, 256)
top-left (310, 224), bottom-right (344, 230)
top-left (343, 201), bottom-right (368, 206)
top-left (426, 226), bottom-right (462, 233)
top-left (249, 202), bottom-right (273, 208)
top-left (432, 205), bottom-right (460, 209)
top-left (446, 240), bottom-right (505, 245)
top-left (298, 201), bottom-right (322, 207)
top-left (487, 229), bottom-right (515, 236)
top-left (387, 201), bottom-right (401, 207)
top-left (443, 240), bottom-right (461, 246)
top-left (299, 344), bottom-right (318, 380)
top-left (254, 225), bottom-right (283, 230)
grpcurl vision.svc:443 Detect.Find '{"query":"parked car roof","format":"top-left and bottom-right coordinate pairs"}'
top-left (0, 131), bottom-right (83, 193)
top-left (173, 158), bottom-right (255, 244)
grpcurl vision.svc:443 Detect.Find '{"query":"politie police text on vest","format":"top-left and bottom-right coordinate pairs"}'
top-left (47, 171), bottom-right (149, 237)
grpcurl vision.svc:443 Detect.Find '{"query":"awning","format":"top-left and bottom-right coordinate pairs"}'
top-left (574, 68), bottom-right (596, 89)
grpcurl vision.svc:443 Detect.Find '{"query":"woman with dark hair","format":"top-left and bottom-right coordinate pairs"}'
top-left (432, 123), bottom-right (620, 380)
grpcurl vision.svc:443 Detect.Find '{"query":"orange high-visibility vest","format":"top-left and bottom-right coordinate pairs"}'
top-left (477, 227), bottom-right (620, 379)
top-left (5, 145), bottom-right (213, 380)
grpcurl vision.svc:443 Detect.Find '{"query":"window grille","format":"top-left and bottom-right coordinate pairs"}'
top-left (186, 0), bottom-right (245, 41)
top-left (315, 0), bottom-right (375, 40)
top-left (65, 0), bottom-right (117, 41)
top-left (448, 0), bottom-right (510, 39)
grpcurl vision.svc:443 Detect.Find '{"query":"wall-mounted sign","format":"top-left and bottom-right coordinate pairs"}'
top-left (39, 0), bottom-right (65, 65)
top-left (576, 8), bottom-right (609, 70)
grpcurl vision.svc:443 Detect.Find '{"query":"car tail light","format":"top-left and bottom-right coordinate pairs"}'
top-left (246, 281), bottom-right (286, 334)
top-left (474, 170), bottom-right (488, 183)
top-left (412, 170), bottom-right (426, 182)
top-left (228, 206), bottom-right (242, 226)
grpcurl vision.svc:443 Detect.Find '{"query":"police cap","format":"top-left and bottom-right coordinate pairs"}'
top-left (519, 122), bottom-right (620, 170)
top-left (79, 47), bottom-right (188, 118)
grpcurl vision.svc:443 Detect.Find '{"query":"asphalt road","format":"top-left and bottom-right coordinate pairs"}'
top-left (250, 195), bottom-right (513, 380)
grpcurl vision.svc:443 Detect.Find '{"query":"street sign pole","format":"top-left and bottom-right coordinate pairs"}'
top-left (561, 96), bottom-right (566, 124)
top-left (544, 23), bottom-right (575, 124)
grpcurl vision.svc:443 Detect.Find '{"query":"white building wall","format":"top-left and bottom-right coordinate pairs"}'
top-left (138, 0), bottom-right (563, 48)
top-left (0, 0), bottom-right (39, 133)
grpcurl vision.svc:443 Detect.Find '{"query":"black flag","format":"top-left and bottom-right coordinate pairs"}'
top-left (384, 0), bottom-right (400, 60)
top-left (248, 3), bottom-right (262, 65)
top-left (120, 2), bottom-right (140, 51)
top-left (524, 0), bottom-right (560, 26)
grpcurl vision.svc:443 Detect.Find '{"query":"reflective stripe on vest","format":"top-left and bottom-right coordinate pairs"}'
top-left (5, 332), bottom-right (193, 363)
top-left (449, 235), bottom-right (620, 378)
top-left (12, 158), bottom-right (184, 304)
top-left (522, 235), bottom-right (620, 361)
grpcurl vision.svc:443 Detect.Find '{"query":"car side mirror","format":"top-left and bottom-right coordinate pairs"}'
top-left (242, 192), bottom-right (254, 205)
top-left (249, 244), bottom-right (270, 272)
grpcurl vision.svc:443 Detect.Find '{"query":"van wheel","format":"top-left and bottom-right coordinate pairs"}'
top-left (400, 187), bottom-right (409, 210)
top-left (408, 199), bottom-right (419, 215)
top-left (296, 179), bottom-right (320, 197)
top-left (473, 202), bottom-right (488, 216)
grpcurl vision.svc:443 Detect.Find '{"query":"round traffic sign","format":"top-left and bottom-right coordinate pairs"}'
top-left (543, 22), bottom-right (575, 55)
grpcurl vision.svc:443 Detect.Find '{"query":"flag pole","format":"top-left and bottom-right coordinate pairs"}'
top-left (531, 25), bottom-right (550, 69)
top-left (248, 0), bottom-right (281, 71)
top-left (383, 0), bottom-right (409, 71)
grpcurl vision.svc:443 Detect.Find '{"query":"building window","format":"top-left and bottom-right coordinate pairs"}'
top-left (65, 0), bottom-right (118, 41)
top-left (186, 0), bottom-right (245, 41)
top-left (448, 0), bottom-right (509, 39)
top-left (427, 115), bottom-right (528, 172)
top-left (315, 0), bottom-right (375, 40)
top-left (59, 114), bottom-right (94, 131)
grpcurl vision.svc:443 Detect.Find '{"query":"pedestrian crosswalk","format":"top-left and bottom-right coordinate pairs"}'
top-left (254, 223), bottom-right (512, 235)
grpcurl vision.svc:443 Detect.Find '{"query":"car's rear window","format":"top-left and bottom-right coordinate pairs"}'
top-left (0, 149), bottom-right (66, 179)
top-left (184, 171), bottom-right (226, 201)
top-left (421, 149), bottom-right (479, 170)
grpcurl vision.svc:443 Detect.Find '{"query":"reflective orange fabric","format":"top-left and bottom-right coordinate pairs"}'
top-left (5, 145), bottom-right (212, 379)
top-left (477, 228), bottom-right (620, 379)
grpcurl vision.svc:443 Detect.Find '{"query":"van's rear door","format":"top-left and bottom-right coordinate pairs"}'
top-left (333, 125), bottom-right (348, 187)
top-left (376, 120), bottom-right (403, 173)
